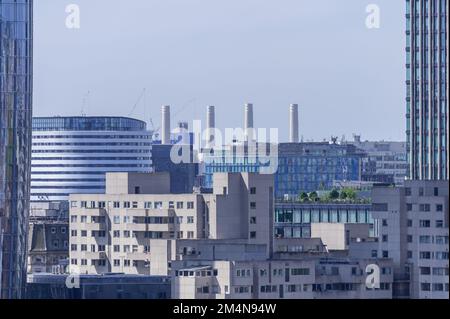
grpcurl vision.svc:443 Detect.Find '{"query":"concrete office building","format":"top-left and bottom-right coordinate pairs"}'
top-left (371, 180), bottom-right (449, 299)
top-left (68, 172), bottom-right (274, 275)
top-left (31, 116), bottom-right (153, 202)
top-left (0, 0), bottom-right (34, 299)
top-left (171, 256), bottom-right (393, 299)
top-left (406, 0), bottom-right (448, 180)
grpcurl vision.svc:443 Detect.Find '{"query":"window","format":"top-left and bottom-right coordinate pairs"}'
top-left (436, 204), bottom-right (443, 212)
top-left (123, 202), bottom-right (130, 208)
top-left (250, 231), bottom-right (257, 239)
top-left (434, 187), bottom-right (439, 196)
top-left (407, 203), bottom-right (413, 211)
top-left (134, 186), bottom-right (140, 194)
top-left (407, 251), bottom-right (413, 259)
top-left (113, 201), bottom-right (120, 208)
top-left (187, 216), bottom-right (194, 224)
top-left (407, 235), bottom-right (413, 243)
top-left (169, 201), bottom-right (175, 209)
top-left (250, 187), bottom-right (256, 194)
top-left (114, 260), bottom-right (120, 267)
top-left (70, 216), bottom-right (77, 223)
top-left (70, 201), bottom-right (77, 208)
top-left (407, 219), bottom-right (413, 227)
top-left (382, 251), bottom-right (389, 258)
top-left (114, 245), bottom-right (120, 252)
top-left (144, 202), bottom-right (152, 209)
top-left (187, 202), bottom-right (194, 209)
top-left (382, 219), bottom-right (388, 227)
top-left (421, 283), bottom-right (431, 291)
top-left (436, 220), bottom-right (444, 228)
top-left (113, 216), bottom-right (120, 224)
top-left (372, 203), bottom-right (388, 211)
top-left (81, 216), bottom-right (87, 223)
top-left (405, 188), bottom-right (411, 196)
top-left (419, 204), bottom-right (431, 212)
top-left (81, 230), bottom-right (87, 237)
top-left (382, 235), bottom-right (388, 242)
top-left (71, 230), bottom-right (77, 237)
top-left (176, 202), bottom-right (184, 209)
top-left (113, 230), bottom-right (120, 238)
top-left (250, 202), bottom-right (256, 209)
top-left (371, 250), bottom-right (378, 258)
top-left (419, 251), bottom-right (431, 259)
top-left (419, 220), bottom-right (431, 228)
top-left (132, 202), bottom-right (138, 208)
top-left (250, 217), bottom-right (257, 224)
top-left (420, 267), bottom-right (431, 275)
top-left (291, 268), bottom-right (310, 276)
top-left (61, 227), bottom-right (67, 234)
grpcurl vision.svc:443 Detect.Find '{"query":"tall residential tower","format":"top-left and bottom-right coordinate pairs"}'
top-left (0, 0), bottom-right (34, 299)
top-left (406, 0), bottom-right (449, 180)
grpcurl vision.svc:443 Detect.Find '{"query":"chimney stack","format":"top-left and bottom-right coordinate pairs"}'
top-left (161, 105), bottom-right (171, 145)
top-left (244, 103), bottom-right (254, 141)
top-left (289, 104), bottom-right (299, 143)
top-left (207, 105), bottom-right (215, 144)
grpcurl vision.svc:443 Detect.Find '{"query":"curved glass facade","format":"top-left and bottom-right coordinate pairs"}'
top-left (32, 116), bottom-right (147, 132)
top-left (0, 0), bottom-right (33, 299)
top-left (31, 117), bottom-right (152, 202)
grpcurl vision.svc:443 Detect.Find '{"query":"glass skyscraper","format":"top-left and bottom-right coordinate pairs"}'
top-left (0, 0), bottom-right (33, 299)
top-left (406, 0), bottom-right (448, 180)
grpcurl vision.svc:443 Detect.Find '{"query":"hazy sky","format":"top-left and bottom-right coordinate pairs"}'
top-left (34, 0), bottom-right (406, 142)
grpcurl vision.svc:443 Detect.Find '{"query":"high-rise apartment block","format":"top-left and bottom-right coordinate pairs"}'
top-left (372, 180), bottom-right (448, 299)
top-left (406, 0), bottom-right (448, 180)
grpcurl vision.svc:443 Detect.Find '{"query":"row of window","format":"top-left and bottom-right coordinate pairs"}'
top-left (72, 200), bottom-right (195, 210)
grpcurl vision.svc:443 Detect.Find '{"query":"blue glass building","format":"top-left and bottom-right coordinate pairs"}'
top-left (0, 0), bottom-right (33, 299)
top-left (274, 202), bottom-right (374, 239)
top-left (203, 142), bottom-right (365, 199)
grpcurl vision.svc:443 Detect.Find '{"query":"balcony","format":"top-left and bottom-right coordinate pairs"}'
top-left (125, 223), bottom-right (147, 232)
top-left (127, 252), bottom-right (151, 260)
top-left (83, 251), bottom-right (107, 260)
top-left (84, 223), bottom-right (107, 231)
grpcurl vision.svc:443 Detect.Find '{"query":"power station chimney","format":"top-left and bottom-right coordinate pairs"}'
top-left (289, 104), bottom-right (299, 143)
top-left (206, 105), bottom-right (215, 144)
top-left (161, 105), bottom-right (171, 145)
top-left (244, 103), bottom-right (254, 141)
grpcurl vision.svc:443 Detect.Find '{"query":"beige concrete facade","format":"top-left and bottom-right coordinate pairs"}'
top-left (69, 172), bottom-right (274, 275)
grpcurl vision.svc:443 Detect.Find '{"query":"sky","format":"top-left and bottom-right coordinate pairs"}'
top-left (33, 0), bottom-right (406, 142)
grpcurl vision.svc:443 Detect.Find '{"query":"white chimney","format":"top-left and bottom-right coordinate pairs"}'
top-left (161, 105), bottom-right (171, 145)
top-left (244, 103), bottom-right (254, 141)
top-left (289, 104), bottom-right (299, 143)
top-left (207, 105), bottom-right (215, 144)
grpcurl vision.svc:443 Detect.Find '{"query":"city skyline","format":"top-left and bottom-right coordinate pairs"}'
top-left (34, 0), bottom-right (406, 143)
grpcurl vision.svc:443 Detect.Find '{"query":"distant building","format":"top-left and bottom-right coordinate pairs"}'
top-left (27, 223), bottom-right (69, 274)
top-left (348, 136), bottom-right (408, 185)
top-left (26, 273), bottom-right (170, 299)
top-left (31, 116), bottom-right (153, 202)
top-left (371, 180), bottom-right (449, 299)
top-left (202, 142), bottom-right (365, 199)
top-left (151, 144), bottom-right (198, 194)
